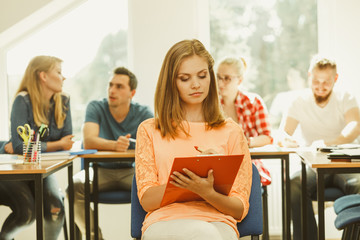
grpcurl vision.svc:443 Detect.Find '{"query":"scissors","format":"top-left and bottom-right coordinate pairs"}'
top-left (17, 124), bottom-right (32, 144)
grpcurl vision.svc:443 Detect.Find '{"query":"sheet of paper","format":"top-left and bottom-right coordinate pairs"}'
top-left (332, 149), bottom-right (360, 156)
top-left (0, 154), bottom-right (22, 164)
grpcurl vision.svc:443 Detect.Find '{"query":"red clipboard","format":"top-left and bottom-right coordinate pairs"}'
top-left (160, 154), bottom-right (244, 207)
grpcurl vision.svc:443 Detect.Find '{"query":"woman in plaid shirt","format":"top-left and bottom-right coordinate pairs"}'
top-left (216, 57), bottom-right (272, 186)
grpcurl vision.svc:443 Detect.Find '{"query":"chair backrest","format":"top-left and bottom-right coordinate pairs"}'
top-left (130, 163), bottom-right (263, 239)
top-left (131, 174), bottom-right (147, 239)
top-left (237, 163), bottom-right (263, 237)
top-left (311, 187), bottom-right (345, 202)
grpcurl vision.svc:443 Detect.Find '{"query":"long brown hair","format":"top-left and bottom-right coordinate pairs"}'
top-left (16, 55), bottom-right (66, 128)
top-left (154, 39), bottom-right (225, 138)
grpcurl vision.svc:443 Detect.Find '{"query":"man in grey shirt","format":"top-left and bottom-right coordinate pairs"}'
top-left (72, 67), bottom-right (153, 239)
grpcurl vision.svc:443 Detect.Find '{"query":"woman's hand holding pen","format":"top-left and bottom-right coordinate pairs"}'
top-left (194, 146), bottom-right (218, 155)
top-left (170, 168), bottom-right (216, 199)
top-left (60, 135), bottom-right (74, 150)
top-left (45, 134), bottom-right (74, 152)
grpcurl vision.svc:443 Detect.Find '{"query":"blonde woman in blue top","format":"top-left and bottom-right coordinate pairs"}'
top-left (0, 55), bottom-right (74, 240)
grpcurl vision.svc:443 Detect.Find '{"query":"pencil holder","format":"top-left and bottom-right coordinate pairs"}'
top-left (23, 141), bottom-right (41, 164)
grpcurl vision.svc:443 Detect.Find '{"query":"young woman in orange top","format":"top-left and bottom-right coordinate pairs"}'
top-left (135, 39), bottom-right (252, 240)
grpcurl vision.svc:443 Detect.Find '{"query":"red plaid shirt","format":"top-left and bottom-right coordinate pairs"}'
top-left (221, 91), bottom-right (273, 186)
top-left (221, 91), bottom-right (272, 141)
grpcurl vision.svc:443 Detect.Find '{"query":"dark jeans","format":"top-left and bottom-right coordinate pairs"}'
top-left (0, 175), bottom-right (64, 240)
top-left (291, 166), bottom-right (360, 240)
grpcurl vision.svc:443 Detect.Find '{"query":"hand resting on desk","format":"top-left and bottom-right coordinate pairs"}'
top-left (278, 137), bottom-right (299, 148)
top-left (4, 142), bottom-right (14, 154)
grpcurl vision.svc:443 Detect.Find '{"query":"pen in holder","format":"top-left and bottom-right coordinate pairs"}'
top-left (23, 140), bottom-right (41, 164)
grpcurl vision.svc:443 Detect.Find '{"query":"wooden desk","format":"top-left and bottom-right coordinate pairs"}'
top-left (81, 150), bottom-right (135, 240)
top-left (251, 146), bottom-right (295, 240)
top-left (0, 157), bottom-right (76, 240)
top-left (297, 151), bottom-right (360, 240)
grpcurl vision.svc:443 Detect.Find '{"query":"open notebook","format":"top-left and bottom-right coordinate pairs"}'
top-left (42, 149), bottom-right (98, 160)
top-left (160, 154), bottom-right (244, 207)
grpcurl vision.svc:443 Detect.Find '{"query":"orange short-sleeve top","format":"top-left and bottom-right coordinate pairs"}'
top-left (135, 118), bottom-right (252, 236)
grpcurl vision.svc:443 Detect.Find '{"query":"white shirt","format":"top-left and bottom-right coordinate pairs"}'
top-left (287, 89), bottom-right (358, 146)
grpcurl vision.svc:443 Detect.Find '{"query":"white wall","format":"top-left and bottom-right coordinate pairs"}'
top-left (128, 0), bottom-right (210, 110)
top-left (0, 49), bottom-right (9, 140)
top-left (0, 0), bottom-right (52, 33)
top-left (0, 0), bottom-right (85, 48)
top-left (318, 0), bottom-right (360, 96)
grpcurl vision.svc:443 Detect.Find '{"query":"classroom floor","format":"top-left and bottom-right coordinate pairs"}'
top-left (0, 202), bottom-right (343, 240)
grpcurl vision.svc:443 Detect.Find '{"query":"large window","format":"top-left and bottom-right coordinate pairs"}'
top-left (5, 0), bottom-right (318, 140)
top-left (209, 0), bottom-right (318, 128)
top-left (6, 0), bottom-right (128, 140)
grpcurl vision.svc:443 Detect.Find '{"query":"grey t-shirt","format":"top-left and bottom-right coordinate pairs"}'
top-left (85, 98), bottom-right (153, 168)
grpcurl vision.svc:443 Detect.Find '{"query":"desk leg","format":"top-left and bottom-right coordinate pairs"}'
top-left (35, 175), bottom-right (44, 240)
top-left (93, 163), bottom-right (99, 240)
top-left (68, 163), bottom-right (74, 240)
top-left (281, 158), bottom-right (285, 239)
top-left (281, 155), bottom-right (291, 240)
top-left (301, 161), bottom-right (307, 240)
top-left (85, 160), bottom-right (91, 240)
top-left (317, 169), bottom-right (325, 240)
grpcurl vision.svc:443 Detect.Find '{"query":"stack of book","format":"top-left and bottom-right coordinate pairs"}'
top-left (326, 147), bottom-right (360, 162)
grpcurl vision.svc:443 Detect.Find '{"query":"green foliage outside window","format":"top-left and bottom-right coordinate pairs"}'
top-left (209, 0), bottom-right (318, 109)
top-left (68, 30), bottom-right (128, 139)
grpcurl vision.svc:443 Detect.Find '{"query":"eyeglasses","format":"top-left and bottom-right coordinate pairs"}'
top-left (216, 74), bottom-right (239, 84)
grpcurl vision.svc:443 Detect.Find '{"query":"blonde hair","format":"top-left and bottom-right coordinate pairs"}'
top-left (218, 57), bottom-right (247, 77)
top-left (16, 55), bottom-right (67, 128)
top-left (308, 55), bottom-right (337, 73)
top-left (154, 39), bottom-right (225, 138)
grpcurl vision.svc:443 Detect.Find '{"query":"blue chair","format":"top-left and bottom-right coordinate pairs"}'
top-left (80, 157), bottom-right (132, 239)
top-left (131, 163), bottom-right (263, 239)
top-left (333, 194), bottom-right (360, 240)
top-left (311, 187), bottom-right (345, 202)
top-left (334, 194), bottom-right (360, 214)
top-left (261, 185), bottom-right (269, 240)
